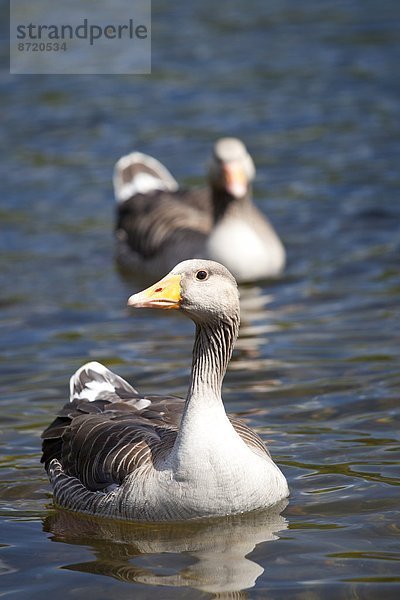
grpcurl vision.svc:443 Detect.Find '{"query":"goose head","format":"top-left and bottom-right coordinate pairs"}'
top-left (208, 138), bottom-right (255, 199)
top-left (127, 259), bottom-right (240, 326)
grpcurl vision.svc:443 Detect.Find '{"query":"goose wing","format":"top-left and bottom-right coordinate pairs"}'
top-left (114, 152), bottom-right (212, 261)
top-left (41, 362), bottom-right (183, 491)
top-left (116, 189), bottom-right (212, 261)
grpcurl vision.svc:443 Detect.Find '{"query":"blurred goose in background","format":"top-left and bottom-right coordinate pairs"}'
top-left (42, 259), bottom-right (289, 521)
top-left (113, 138), bottom-right (286, 283)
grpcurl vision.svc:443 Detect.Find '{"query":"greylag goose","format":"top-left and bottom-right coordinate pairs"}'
top-left (42, 260), bottom-right (289, 521)
top-left (114, 138), bottom-right (286, 283)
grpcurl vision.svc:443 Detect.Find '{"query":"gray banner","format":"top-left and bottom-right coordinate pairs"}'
top-left (10, 0), bottom-right (151, 74)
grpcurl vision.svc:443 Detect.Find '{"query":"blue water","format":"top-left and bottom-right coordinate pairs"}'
top-left (1, 0), bottom-right (400, 597)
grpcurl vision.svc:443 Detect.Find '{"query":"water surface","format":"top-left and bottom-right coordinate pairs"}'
top-left (1, 0), bottom-right (400, 598)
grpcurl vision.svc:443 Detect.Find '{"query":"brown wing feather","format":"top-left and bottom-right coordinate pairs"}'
top-left (41, 396), bottom-right (184, 491)
top-left (116, 189), bottom-right (212, 260)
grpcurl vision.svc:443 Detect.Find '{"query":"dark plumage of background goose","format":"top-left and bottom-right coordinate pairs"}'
top-left (114, 138), bottom-right (286, 283)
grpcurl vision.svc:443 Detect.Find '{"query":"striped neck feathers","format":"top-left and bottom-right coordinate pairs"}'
top-left (187, 316), bottom-right (239, 404)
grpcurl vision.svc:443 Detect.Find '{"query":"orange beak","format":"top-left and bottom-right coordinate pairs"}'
top-left (127, 274), bottom-right (182, 310)
top-left (223, 162), bottom-right (248, 198)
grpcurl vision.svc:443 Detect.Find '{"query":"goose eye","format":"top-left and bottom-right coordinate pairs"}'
top-left (196, 270), bottom-right (208, 281)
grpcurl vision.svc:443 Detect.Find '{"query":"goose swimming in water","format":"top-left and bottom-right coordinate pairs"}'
top-left (114, 138), bottom-right (286, 283)
top-left (42, 260), bottom-right (289, 521)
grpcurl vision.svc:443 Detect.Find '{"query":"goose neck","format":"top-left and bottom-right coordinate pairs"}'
top-left (212, 189), bottom-right (252, 223)
top-left (186, 317), bottom-right (239, 404)
top-left (166, 313), bottom-right (240, 477)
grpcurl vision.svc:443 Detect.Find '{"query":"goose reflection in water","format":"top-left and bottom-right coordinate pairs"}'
top-left (43, 500), bottom-right (288, 595)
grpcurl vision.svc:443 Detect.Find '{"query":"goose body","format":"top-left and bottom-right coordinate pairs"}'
top-left (42, 260), bottom-right (289, 521)
top-left (114, 139), bottom-right (286, 283)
